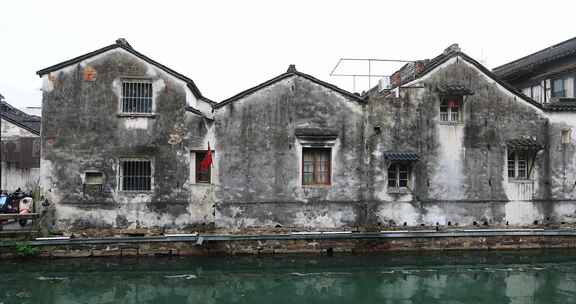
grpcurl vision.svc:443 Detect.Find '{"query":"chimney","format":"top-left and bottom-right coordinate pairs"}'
top-left (287, 64), bottom-right (297, 73)
top-left (116, 38), bottom-right (132, 49)
top-left (443, 43), bottom-right (461, 55)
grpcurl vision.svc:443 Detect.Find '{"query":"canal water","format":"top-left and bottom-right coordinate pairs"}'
top-left (1, 250), bottom-right (576, 303)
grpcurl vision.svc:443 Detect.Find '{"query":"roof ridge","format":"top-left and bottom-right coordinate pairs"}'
top-left (214, 68), bottom-right (364, 109)
top-left (0, 100), bottom-right (41, 135)
top-left (403, 51), bottom-right (544, 111)
top-left (36, 39), bottom-right (213, 103)
top-left (493, 36), bottom-right (576, 72)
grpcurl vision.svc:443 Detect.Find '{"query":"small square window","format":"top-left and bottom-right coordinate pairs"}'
top-left (440, 96), bottom-right (463, 123)
top-left (507, 150), bottom-right (530, 180)
top-left (121, 80), bottom-right (153, 114)
top-left (302, 148), bottom-right (331, 185)
top-left (120, 159), bottom-right (152, 191)
top-left (388, 163), bottom-right (411, 189)
top-left (84, 172), bottom-right (104, 185)
top-left (562, 129), bottom-right (572, 144)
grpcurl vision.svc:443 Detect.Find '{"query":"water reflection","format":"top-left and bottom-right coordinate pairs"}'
top-left (1, 250), bottom-right (576, 303)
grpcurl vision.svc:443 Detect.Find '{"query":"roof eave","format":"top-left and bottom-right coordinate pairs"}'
top-left (0, 114), bottom-right (40, 136)
top-left (411, 52), bottom-right (544, 111)
top-left (214, 70), bottom-right (365, 109)
top-left (36, 42), bottom-right (210, 102)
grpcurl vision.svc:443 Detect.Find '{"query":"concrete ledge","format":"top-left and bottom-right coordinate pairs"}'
top-left (10, 228), bottom-right (576, 246)
top-left (4, 228), bottom-right (576, 258)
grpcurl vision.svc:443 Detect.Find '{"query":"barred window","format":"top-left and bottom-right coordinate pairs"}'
top-left (388, 163), bottom-right (410, 188)
top-left (120, 159), bottom-right (152, 191)
top-left (302, 148), bottom-right (331, 185)
top-left (122, 80), bottom-right (153, 113)
top-left (508, 150), bottom-right (529, 180)
top-left (440, 96), bottom-right (462, 123)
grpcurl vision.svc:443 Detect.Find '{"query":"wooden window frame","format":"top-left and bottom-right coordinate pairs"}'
top-left (387, 162), bottom-right (411, 189)
top-left (194, 150), bottom-right (212, 184)
top-left (552, 78), bottom-right (566, 98)
top-left (302, 148), bottom-right (331, 186)
top-left (507, 150), bottom-right (530, 181)
top-left (439, 95), bottom-right (463, 123)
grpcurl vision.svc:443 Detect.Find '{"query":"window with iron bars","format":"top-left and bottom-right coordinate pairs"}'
top-left (388, 163), bottom-right (410, 189)
top-left (302, 148), bottom-right (331, 185)
top-left (121, 80), bottom-right (153, 114)
top-left (120, 159), bottom-right (152, 191)
top-left (440, 96), bottom-right (462, 123)
top-left (507, 150), bottom-right (529, 180)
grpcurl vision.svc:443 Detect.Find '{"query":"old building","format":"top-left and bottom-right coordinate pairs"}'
top-left (37, 39), bottom-right (215, 230)
top-left (38, 39), bottom-right (576, 233)
top-left (493, 37), bottom-right (576, 105)
top-left (1, 94), bottom-right (41, 191)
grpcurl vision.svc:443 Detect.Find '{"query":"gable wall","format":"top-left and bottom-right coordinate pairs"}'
top-left (37, 50), bottom-right (576, 233)
top-left (213, 76), bottom-right (366, 228)
top-left (40, 49), bottom-right (213, 231)
top-left (367, 58), bottom-right (564, 227)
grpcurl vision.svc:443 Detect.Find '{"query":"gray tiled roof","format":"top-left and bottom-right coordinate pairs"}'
top-left (507, 137), bottom-right (543, 150)
top-left (0, 100), bottom-right (40, 135)
top-left (437, 84), bottom-right (474, 96)
top-left (544, 100), bottom-right (576, 112)
top-left (383, 152), bottom-right (419, 161)
top-left (493, 37), bottom-right (576, 79)
top-left (294, 127), bottom-right (338, 140)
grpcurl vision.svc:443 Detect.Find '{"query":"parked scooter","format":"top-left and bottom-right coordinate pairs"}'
top-left (0, 188), bottom-right (34, 227)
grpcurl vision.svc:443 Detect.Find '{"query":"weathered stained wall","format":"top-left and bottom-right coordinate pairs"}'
top-left (366, 58), bottom-right (559, 227)
top-left (1, 118), bottom-right (40, 191)
top-left (366, 60), bottom-right (576, 225)
top-left (40, 48), bottom-right (576, 234)
top-left (213, 75), bottom-right (366, 228)
top-left (40, 48), bottom-right (214, 231)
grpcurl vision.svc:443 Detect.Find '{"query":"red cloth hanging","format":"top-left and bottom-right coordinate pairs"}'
top-left (447, 100), bottom-right (457, 108)
top-left (199, 142), bottom-right (212, 172)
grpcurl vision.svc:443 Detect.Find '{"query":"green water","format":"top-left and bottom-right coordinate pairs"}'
top-left (1, 250), bottom-right (576, 303)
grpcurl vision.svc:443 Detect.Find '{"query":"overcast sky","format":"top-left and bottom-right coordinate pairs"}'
top-left (1, 0), bottom-right (575, 110)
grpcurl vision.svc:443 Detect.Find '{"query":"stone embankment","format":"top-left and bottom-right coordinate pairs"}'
top-left (3, 228), bottom-right (576, 258)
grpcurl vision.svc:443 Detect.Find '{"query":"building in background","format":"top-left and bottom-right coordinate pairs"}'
top-left (0, 93), bottom-right (41, 191)
top-left (493, 37), bottom-right (576, 105)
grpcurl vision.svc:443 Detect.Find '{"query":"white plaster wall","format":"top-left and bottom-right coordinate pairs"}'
top-left (1, 164), bottom-right (39, 191)
top-left (548, 113), bottom-right (576, 199)
top-left (375, 200), bottom-right (576, 227)
top-left (1, 119), bottom-right (37, 138)
top-left (504, 201), bottom-right (542, 225)
top-left (1, 119), bottom-right (39, 191)
top-left (430, 124), bottom-right (466, 200)
top-left (55, 200), bottom-right (212, 231)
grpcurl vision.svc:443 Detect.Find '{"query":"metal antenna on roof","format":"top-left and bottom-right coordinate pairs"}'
top-left (329, 58), bottom-right (416, 93)
top-left (480, 48), bottom-right (488, 66)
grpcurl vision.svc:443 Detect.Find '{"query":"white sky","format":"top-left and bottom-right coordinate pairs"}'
top-left (1, 0), bottom-right (575, 110)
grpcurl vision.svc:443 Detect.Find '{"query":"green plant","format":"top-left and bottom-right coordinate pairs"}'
top-left (15, 243), bottom-right (39, 257)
